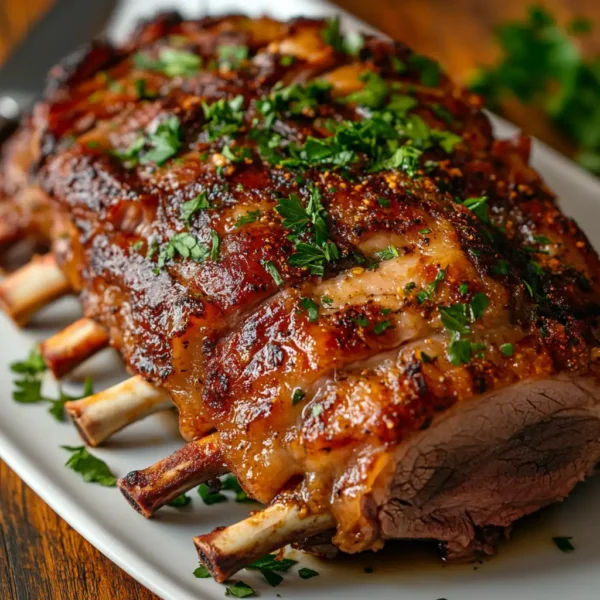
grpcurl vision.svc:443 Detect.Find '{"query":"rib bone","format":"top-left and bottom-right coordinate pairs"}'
top-left (118, 433), bottom-right (227, 517)
top-left (193, 499), bottom-right (335, 582)
top-left (0, 254), bottom-right (70, 325)
top-left (65, 375), bottom-right (172, 446)
top-left (40, 317), bottom-right (110, 377)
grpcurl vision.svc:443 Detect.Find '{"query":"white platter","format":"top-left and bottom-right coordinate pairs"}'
top-left (1, 1), bottom-right (600, 598)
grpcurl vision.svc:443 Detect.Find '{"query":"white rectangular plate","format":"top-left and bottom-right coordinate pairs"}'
top-left (1, 1), bottom-right (600, 599)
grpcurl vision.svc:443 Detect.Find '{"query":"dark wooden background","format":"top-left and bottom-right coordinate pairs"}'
top-left (1, 1), bottom-right (600, 598)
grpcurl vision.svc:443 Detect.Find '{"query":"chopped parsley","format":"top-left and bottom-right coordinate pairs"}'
top-left (298, 567), bottom-right (319, 579)
top-left (193, 565), bottom-right (211, 578)
top-left (262, 260), bottom-right (284, 286)
top-left (459, 282), bottom-right (469, 295)
top-left (134, 78), bottom-right (156, 100)
top-left (225, 581), bottom-right (256, 597)
top-left (197, 483), bottom-right (227, 505)
top-left (462, 196), bottom-right (489, 223)
top-left (344, 71), bottom-right (388, 109)
top-left (217, 44), bottom-right (249, 70)
top-left (202, 95), bottom-right (245, 140)
top-left (321, 16), bottom-right (364, 56)
top-left (375, 245), bottom-right (400, 261)
top-left (378, 197), bottom-right (391, 208)
top-left (133, 48), bottom-right (202, 78)
top-left (247, 554), bottom-right (298, 587)
top-left (292, 388), bottom-right (306, 405)
top-left (117, 116), bottom-right (182, 166)
top-left (61, 445), bottom-right (116, 486)
top-left (234, 210), bottom-right (261, 228)
top-left (409, 53), bottom-right (442, 87)
top-left (167, 493), bottom-right (191, 507)
top-left (275, 186), bottom-right (339, 276)
top-left (10, 348), bottom-right (93, 421)
top-left (416, 267), bottom-right (447, 304)
top-left (439, 293), bottom-right (490, 365)
top-left (321, 295), bottom-right (334, 306)
top-left (552, 536), bottom-right (575, 553)
top-left (155, 233), bottom-right (209, 272)
top-left (299, 297), bottom-right (319, 322)
top-left (373, 319), bottom-right (392, 334)
top-left (419, 228), bottom-right (432, 235)
top-left (210, 231), bottom-right (220, 261)
top-left (500, 342), bottom-right (514, 356)
top-left (181, 191), bottom-right (210, 222)
top-left (220, 474), bottom-right (254, 503)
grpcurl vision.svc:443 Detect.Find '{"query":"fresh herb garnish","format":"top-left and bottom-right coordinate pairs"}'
top-left (462, 196), bottom-right (489, 223)
top-left (262, 260), bottom-right (284, 286)
top-left (312, 404), bottom-right (324, 417)
top-left (298, 567), bottom-right (319, 579)
top-left (375, 245), bottom-right (400, 261)
top-left (210, 230), bottom-right (220, 261)
top-left (276, 186), bottom-right (339, 276)
top-left (373, 320), bottom-right (392, 334)
top-left (292, 388), bottom-right (306, 405)
top-left (181, 191), bottom-right (210, 222)
top-left (321, 295), bottom-right (334, 306)
top-left (234, 210), bottom-right (261, 228)
top-left (217, 44), bottom-right (249, 70)
top-left (167, 493), bottom-right (191, 507)
top-left (61, 446), bottom-right (117, 486)
top-left (202, 95), bottom-right (245, 140)
top-left (247, 554), bottom-right (298, 587)
top-left (193, 565), bottom-right (211, 578)
top-left (409, 53), bottom-right (442, 87)
top-left (469, 6), bottom-right (600, 174)
top-left (439, 293), bottom-right (489, 365)
top-left (500, 342), bottom-right (514, 356)
top-left (225, 581), bottom-right (256, 598)
top-left (220, 474), bottom-right (254, 503)
top-left (117, 116), bottom-right (182, 166)
top-left (321, 16), bottom-right (364, 56)
top-left (552, 536), bottom-right (575, 553)
top-left (299, 297), bottom-right (319, 322)
top-left (197, 483), bottom-right (227, 505)
top-left (133, 48), bottom-right (202, 78)
top-left (416, 267), bottom-right (447, 304)
top-left (377, 196), bottom-right (390, 208)
top-left (156, 233), bottom-right (209, 271)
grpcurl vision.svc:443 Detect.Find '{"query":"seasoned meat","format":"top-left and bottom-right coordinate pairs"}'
top-left (3, 13), bottom-right (600, 560)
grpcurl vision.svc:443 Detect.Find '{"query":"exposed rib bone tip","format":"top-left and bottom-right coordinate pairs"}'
top-left (65, 375), bottom-right (172, 447)
top-left (193, 500), bottom-right (335, 582)
top-left (40, 317), bottom-right (110, 377)
top-left (0, 254), bottom-right (71, 326)
top-left (117, 433), bottom-right (227, 518)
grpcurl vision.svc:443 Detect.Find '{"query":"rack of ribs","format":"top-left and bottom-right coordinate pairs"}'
top-left (1, 12), bottom-right (600, 581)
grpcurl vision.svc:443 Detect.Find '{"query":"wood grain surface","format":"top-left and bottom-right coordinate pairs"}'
top-left (1, 1), bottom-right (600, 599)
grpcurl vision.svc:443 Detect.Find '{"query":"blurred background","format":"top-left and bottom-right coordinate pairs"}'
top-left (1, 0), bottom-right (600, 172)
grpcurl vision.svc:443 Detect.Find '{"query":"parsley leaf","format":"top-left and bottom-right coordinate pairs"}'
top-left (375, 245), bottom-right (400, 261)
top-left (181, 191), bottom-right (210, 222)
top-left (500, 342), bottom-right (514, 356)
top-left (202, 95), bottom-right (245, 140)
top-left (156, 233), bottom-right (209, 271)
top-left (61, 446), bottom-right (117, 486)
top-left (235, 210), bottom-right (261, 227)
top-left (193, 565), bottom-right (211, 578)
top-left (292, 388), bottom-right (306, 405)
top-left (141, 116), bottom-right (182, 165)
top-left (409, 53), bottom-right (442, 87)
top-left (298, 567), bottom-right (319, 579)
top-left (210, 230), bottom-right (220, 261)
top-left (247, 554), bottom-right (298, 587)
top-left (462, 196), bottom-right (489, 223)
top-left (225, 581), bottom-right (256, 597)
top-left (168, 493), bottom-right (191, 507)
top-left (373, 319), bottom-right (392, 334)
top-left (262, 260), bottom-right (284, 286)
top-left (220, 474), bottom-right (255, 503)
top-left (299, 297), bottom-right (319, 322)
top-left (197, 483), bottom-right (227, 505)
top-left (553, 536), bottom-right (575, 553)
top-left (134, 48), bottom-right (202, 78)
top-left (217, 44), bottom-right (249, 70)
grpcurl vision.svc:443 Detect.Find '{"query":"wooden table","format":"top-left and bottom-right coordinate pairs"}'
top-left (1, 1), bottom-right (600, 598)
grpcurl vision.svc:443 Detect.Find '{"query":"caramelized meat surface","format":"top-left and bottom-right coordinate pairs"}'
top-left (5, 14), bottom-right (600, 555)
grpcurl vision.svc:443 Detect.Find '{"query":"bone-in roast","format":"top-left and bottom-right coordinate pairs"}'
top-left (1, 12), bottom-right (600, 582)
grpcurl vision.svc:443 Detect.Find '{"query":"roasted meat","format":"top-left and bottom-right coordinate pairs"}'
top-left (1, 12), bottom-right (600, 578)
